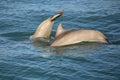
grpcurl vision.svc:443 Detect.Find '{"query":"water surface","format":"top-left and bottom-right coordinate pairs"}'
top-left (0, 0), bottom-right (120, 80)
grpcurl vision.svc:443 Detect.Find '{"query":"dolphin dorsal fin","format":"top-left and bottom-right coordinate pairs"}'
top-left (55, 23), bottom-right (65, 37)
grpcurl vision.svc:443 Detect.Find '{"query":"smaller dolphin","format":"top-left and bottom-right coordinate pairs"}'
top-left (51, 23), bottom-right (109, 47)
top-left (30, 10), bottom-right (64, 40)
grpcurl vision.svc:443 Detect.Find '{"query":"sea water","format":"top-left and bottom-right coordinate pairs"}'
top-left (0, 0), bottom-right (120, 80)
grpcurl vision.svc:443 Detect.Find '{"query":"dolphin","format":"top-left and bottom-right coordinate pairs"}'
top-left (30, 10), bottom-right (64, 40)
top-left (51, 23), bottom-right (109, 47)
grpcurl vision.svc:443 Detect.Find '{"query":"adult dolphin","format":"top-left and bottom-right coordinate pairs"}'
top-left (30, 10), bottom-right (64, 40)
top-left (51, 23), bottom-right (110, 47)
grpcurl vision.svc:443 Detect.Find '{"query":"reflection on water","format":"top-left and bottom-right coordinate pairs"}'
top-left (32, 40), bottom-right (105, 58)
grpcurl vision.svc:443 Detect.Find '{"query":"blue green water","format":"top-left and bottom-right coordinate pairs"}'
top-left (0, 0), bottom-right (120, 80)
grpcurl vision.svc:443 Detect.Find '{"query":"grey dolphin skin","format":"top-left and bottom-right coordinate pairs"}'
top-left (30, 10), bottom-right (64, 40)
top-left (51, 23), bottom-right (109, 47)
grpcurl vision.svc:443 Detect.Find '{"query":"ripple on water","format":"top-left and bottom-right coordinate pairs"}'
top-left (0, 0), bottom-right (120, 80)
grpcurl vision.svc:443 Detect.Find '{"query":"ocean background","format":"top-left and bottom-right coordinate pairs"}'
top-left (0, 0), bottom-right (120, 80)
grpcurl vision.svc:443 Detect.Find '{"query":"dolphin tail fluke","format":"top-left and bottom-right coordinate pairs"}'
top-left (51, 10), bottom-right (64, 21)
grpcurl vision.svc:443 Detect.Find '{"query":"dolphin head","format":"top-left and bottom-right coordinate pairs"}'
top-left (51, 10), bottom-right (64, 21)
top-left (31, 10), bottom-right (64, 40)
